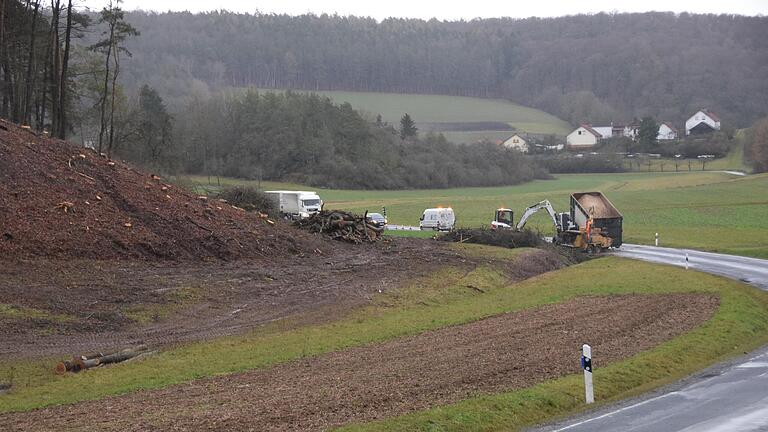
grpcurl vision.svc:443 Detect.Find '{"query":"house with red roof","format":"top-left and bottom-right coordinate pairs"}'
top-left (685, 109), bottom-right (721, 136)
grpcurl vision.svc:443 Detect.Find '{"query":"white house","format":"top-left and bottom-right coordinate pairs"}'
top-left (685, 109), bottom-right (721, 135)
top-left (624, 122), bottom-right (640, 140)
top-left (566, 125), bottom-right (603, 149)
top-left (657, 122), bottom-right (678, 140)
top-left (501, 134), bottom-right (529, 152)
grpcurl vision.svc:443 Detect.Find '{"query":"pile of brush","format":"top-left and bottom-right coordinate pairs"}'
top-left (439, 228), bottom-right (543, 249)
top-left (294, 210), bottom-right (384, 243)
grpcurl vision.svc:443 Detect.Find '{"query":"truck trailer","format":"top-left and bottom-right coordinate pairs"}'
top-left (556, 191), bottom-right (623, 251)
top-left (263, 190), bottom-right (323, 220)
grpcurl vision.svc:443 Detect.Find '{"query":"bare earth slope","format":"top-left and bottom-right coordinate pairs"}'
top-left (0, 119), bottom-right (316, 260)
top-left (1, 293), bottom-right (718, 431)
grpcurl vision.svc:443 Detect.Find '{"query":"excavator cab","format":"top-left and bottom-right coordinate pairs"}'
top-left (491, 208), bottom-right (514, 230)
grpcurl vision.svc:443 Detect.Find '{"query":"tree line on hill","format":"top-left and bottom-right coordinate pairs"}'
top-left (114, 11), bottom-right (768, 128)
top-left (162, 90), bottom-right (549, 189)
top-left (3, 4), bottom-right (767, 183)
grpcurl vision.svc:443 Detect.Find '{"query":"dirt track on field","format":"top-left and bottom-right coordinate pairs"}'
top-left (1, 293), bottom-right (718, 432)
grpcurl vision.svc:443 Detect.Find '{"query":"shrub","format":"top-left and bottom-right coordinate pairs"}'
top-left (439, 228), bottom-right (543, 249)
top-left (217, 186), bottom-right (277, 215)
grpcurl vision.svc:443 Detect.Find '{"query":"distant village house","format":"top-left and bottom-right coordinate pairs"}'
top-left (501, 134), bottom-right (529, 152)
top-left (685, 109), bottom-right (721, 136)
top-left (624, 122), bottom-right (640, 140)
top-left (566, 125), bottom-right (602, 149)
top-left (657, 122), bottom-right (678, 140)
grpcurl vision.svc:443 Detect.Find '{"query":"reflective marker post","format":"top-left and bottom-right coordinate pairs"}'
top-left (685, 252), bottom-right (689, 270)
top-left (655, 232), bottom-right (659, 247)
top-left (581, 344), bottom-right (594, 404)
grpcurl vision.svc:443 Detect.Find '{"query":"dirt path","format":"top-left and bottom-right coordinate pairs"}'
top-left (2, 293), bottom-right (718, 431)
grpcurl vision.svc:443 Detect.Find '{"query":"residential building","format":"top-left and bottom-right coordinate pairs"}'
top-left (501, 134), bottom-right (529, 152)
top-left (685, 109), bottom-right (721, 135)
top-left (566, 125), bottom-right (602, 149)
top-left (657, 122), bottom-right (679, 140)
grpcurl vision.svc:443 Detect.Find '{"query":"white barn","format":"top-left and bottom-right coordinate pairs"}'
top-left (501, 134), bottom-right (529, 152)
top-left (566, 125), bottom-right (603, 149)
top-left (686, 109), bottom-right (721, 135)
top-left (657, 122), bottom-right (678, 140)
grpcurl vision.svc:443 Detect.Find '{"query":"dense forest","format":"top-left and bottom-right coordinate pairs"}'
top-left (2, 4), bottom-right (767, 187)
top-left (116, 11), bottom-right (768, 127)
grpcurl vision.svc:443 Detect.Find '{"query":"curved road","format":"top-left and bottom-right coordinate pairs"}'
top-left (533, 244), bottom-right (768, 432)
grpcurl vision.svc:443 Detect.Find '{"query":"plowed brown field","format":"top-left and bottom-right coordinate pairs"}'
top-left (1, 293), bottom-right (718, 431)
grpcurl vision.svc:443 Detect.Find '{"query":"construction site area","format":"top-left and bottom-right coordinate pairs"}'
top-left (0, 119), bottom-right (762, 431)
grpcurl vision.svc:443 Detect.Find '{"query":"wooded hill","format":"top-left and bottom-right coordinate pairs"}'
top-left (117, 11), bottom-right (768, 127)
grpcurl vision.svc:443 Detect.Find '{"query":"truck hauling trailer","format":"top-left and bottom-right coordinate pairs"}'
top-left (490, 191), bottom-right (622, 253)
top-left (263, 190), bottom-right (323, 220)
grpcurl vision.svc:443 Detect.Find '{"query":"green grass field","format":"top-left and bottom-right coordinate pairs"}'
top-left (184, 171), bottom-right (768, 258)
top-left (253, 88), bottom-right (573, 140)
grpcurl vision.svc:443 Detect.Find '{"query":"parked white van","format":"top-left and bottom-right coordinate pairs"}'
top-left (419, 207), bottom-right (455, 231)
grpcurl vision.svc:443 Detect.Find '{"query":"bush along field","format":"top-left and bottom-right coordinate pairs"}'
top-left (184, 171), bottom-right (768, 259)
top-left (2, 251), bottom-right (767, 432)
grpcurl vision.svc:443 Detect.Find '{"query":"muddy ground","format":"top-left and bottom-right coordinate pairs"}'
top-left (1, 293), bottom-right (718, 431)
top-left (0, 240), bottom-right (565, 360)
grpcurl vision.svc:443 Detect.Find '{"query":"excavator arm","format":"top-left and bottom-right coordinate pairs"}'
top-left (515, 200), bottom-right (561, 232)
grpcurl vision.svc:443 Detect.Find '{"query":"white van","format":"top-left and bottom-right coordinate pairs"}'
top-left (419, 207), bottom-right (455, 231)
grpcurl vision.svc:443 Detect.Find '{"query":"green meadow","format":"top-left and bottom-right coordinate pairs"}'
top-left (252, 88), bottom-right (573, 140)
top-left (185, 171), bottom-right (768, 259)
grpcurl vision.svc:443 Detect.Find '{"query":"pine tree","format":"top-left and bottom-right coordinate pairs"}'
top-left (399, 113), bottom-right (417, 140)
top-left (638, 116), bottom-right (658, 151)
top-left (90, 0), bottom-right (138, 156)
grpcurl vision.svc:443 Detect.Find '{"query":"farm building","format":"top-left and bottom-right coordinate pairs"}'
top-left (657, 122), bottom-right (679, 140)
top-left (685, 109), bottom-right (721, 135)
top-left (501, 134), bottom-right (529, 152)
top-left (566, 125), bottom-right (603, 149)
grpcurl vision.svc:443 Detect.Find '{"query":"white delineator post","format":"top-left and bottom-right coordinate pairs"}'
top-left (655, 232), bottom-right (659, 247)
top-left (685, 252), bottom-right (689, 270)
top-left (582, 344), bottom-right (594, 404)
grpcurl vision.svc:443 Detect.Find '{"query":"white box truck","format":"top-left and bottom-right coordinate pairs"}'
top-left (264, 190), bottom-right (323, 220)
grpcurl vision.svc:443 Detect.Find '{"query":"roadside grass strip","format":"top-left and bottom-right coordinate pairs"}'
top-left (1, 252), bottom-right (767, 421)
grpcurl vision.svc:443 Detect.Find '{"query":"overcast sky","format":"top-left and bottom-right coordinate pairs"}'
top-left (81, 0), bottom-right (767, 20)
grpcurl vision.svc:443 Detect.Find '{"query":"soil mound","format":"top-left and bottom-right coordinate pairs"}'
top-left (0, 119), bottom-right (314, 260)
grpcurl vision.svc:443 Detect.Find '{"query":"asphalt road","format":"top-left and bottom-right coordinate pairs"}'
top-left (532, 244), bottom-right (768, 432)
top-left (616, 243), bottom-right (768, 291)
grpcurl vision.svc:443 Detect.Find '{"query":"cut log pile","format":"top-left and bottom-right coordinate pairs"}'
top-left (55, 346), bottom-right (155, 373)
top-left (294, 210), bottom-right (384, 243)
